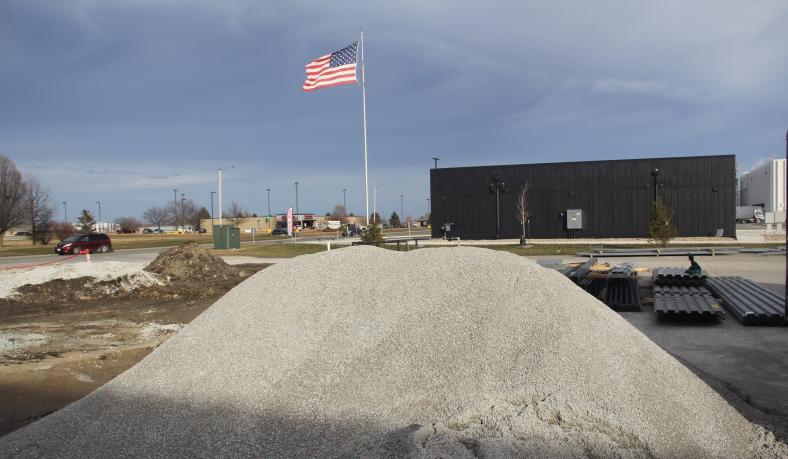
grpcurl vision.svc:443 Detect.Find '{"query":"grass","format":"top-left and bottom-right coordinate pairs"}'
top-left (472, 242), bottom-right (786, 256)
top-left (213, 243), bottom-right (329, 258)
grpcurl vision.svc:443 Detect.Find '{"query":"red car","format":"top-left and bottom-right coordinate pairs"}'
top-left (55, 233), bottom-right (113, 255)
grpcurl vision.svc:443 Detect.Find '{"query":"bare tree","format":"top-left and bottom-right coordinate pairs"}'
top-left (143, 205), bottom-right (169, 230)
top-left (52, 222), bottom-right (77, 242)
top-left (116, 216), bottom-right (142, 233)
top-left (515, 182), bottom-right (531, 244)
top-left (0, 156), bottom-right (27, 246)
top-left (330, 204), bottom-right (348, 223)
top-left (226, 201), bottom-right (247, 227)
top-left (24, 175), bottom-right (55, 245)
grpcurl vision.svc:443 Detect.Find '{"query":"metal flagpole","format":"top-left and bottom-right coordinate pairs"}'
top-left (360, 30), bottom-right (370, 225)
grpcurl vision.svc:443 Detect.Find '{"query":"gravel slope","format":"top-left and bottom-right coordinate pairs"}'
top-left (1, 246), bottom-right (785, 457)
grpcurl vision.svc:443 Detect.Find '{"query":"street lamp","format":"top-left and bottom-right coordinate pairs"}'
top-left (489, 177), bottom-right (506, 239)
top-left (96, 201), bottom-right (102, 233)
top-left (210, 191), bottom-right (216, 228)
top-left (62, 201), bottom-right (67, 224)
top-left (266, 188), bottom-right (271, 217)
top-left (181, 193), bottom-right (186, 231)
top-left (400, 194), bottom-right (404, 227)
top-left (432, 157), bottom-right (440, 169)
top-left (342, 188), bottom-right (347, 212)
top-left (218, 166), bottom-right (234, 226)
top-left (651, 168), bottom-right (661, 202)
top-left (294, 182), bottom-right (299, 216)
top-left (426, 197), bottom-right (430, 216)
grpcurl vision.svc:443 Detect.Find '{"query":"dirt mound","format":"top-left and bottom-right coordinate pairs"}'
top-left (144, 242), bottom-right (238, 282)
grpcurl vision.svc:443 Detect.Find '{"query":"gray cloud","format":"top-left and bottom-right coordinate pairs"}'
top-left (2, 0), bottom-right (787, 219)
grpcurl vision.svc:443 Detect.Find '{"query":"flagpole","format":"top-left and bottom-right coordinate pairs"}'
top-left (360, 30), bottom-right (370, 226)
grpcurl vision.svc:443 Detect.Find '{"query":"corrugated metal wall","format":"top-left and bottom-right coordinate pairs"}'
top-left (430, 155), bottom-right (736, 239)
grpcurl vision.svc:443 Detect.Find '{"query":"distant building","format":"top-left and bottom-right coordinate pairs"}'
top-left (200, 214), bottom-right (367, 234)
top-left (739, 159), bottom-right (786, 223)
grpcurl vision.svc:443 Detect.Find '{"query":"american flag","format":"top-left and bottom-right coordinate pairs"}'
top-left (302, 42), bottom-right (358, 92)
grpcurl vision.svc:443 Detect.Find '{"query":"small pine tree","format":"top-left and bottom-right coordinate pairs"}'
top-left (76, 209), bottom-right (96, 233)
top-left (361, 222), bottom-right (383, 242)
top-left (389, 211), bottom-right (401, 228)
top-left (648, 198), bottom-right (677, 247)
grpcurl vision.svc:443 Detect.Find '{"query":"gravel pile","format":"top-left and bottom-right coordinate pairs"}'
top-left (0, 261), bottom-right (155, 299)
top-left (1, 246), bottom-right (785, 457)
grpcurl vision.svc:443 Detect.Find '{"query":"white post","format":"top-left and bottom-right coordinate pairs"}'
top-left (218, 168), bottom-right (223, 226)
top-left (360, 30), bottom-right (370, 226)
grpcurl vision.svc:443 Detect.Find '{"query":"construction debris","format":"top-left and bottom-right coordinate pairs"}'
top-left (706, 277), bottom-right (786, 325)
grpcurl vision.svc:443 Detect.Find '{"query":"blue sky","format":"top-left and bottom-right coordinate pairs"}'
top-left (2, 0), bottom-right (787, 221)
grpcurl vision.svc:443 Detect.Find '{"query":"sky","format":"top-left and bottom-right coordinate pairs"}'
top-left (1, 0), bottom-right (787, 222)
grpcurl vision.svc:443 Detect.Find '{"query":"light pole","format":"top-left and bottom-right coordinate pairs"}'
top-left (432, 157), bottom-right (440, 169)
top-left (426, 197), bottom-right (430, 216)
top-left (96, 201), bottom-right (102, 233)
top-left (173, 189), bottom-right (178, 229)
top-left (266, 188), bottom-right (271, 217)
top-left (400, 194), bottom-right (404, 227)
top-left (218, 166), bottom-right (234, 226)
top-left (181, 194), bottom-right (186, 231)
top-left (651, 168), bottom-right (660, 202)
top-left (489, 178), bottom-right (506, 239)
top-left (342, 188), bottom-right (347, 212)
top-left (62, 201), bottom-right (67, 224)
top-left (210, 191), bottom-right (216, 229)
top-left (294, 182), bottom-right (299, 216)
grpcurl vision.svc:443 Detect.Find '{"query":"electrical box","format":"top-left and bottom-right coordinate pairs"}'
top-left (566, 209), bottom-right (583, 230)
top-left (213, 225), bottom-right (241, 249)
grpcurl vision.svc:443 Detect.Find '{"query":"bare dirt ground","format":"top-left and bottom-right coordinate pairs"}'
top-left (0, 243), bottom-right (267, 437)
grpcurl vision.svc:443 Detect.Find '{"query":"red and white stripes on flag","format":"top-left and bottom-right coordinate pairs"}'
top-left (302, 42), bottom-right (358, 92)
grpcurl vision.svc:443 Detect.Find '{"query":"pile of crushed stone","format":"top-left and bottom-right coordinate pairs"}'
top-left (144, 242), bottom-right (240, 282)
top-left (1, 244), bottom-right (265, 304)
top-left (0, 262), bottom-right (156, 299)
top-left (1, 247), bottom-right (785, 457)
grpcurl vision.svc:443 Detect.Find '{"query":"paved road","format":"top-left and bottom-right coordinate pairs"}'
top-left (0, 230), bottom-right (431, 268)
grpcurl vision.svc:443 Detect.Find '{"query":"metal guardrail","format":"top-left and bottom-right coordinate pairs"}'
top-left (653, 285), bottom-right (724, 320)
top-left (351, 236), bottom-right (430, 251)
top-left (652, 267), bottom-right (707, 287)
top-left (705, 277), bottom-right (786, 325)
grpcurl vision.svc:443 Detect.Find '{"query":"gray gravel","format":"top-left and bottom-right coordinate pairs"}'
top-left (1, 246), bottom-right (786, 457)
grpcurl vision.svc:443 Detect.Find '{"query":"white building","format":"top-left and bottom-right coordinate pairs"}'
top-left (739, 158), bottom-right (786, 223)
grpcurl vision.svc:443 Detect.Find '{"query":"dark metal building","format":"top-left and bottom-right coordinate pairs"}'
top-left (430, 155), bottom-right (736, 239)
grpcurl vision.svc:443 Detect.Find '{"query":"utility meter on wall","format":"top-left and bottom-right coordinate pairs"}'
top-left (566, 209), bottom-right (583, 230)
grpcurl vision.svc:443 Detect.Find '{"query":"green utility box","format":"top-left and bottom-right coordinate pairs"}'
top-left (213, 225), bottom-right (240, 249)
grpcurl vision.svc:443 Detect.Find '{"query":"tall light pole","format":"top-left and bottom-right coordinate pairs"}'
top-left (489, 178), bottom-right (506, 239)
top-left (96, 201), bottom-right (102, 233)
top-left (218, 166), bottom-right (234, 226)
top-left (294, 182), bottom-right (299, 216)
top-left (173, 189), bottom-right (178, 230)
top-left (400, 194), bottom-right (404, 227)
top-left (266, 188), bottom-right (271, 217)
top-left (432, 157), bottom-right (440, 169)
top-left (62, 201), bottom-right (67, 224)
top-left (181, 193), bottom-right (186, 230)
top-left (426, 197), bottom-right (430, 216)
top-left (342, 188), bottom-right (347, 212)
top-left (210, 191), bottom-right (216, 228)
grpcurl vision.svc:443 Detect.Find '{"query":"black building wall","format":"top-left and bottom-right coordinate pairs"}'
top-left (429, 155), bottom-right (736, 239)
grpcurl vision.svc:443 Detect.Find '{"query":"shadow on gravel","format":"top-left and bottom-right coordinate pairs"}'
top-left (0, 391), bottom-right (604, 457)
